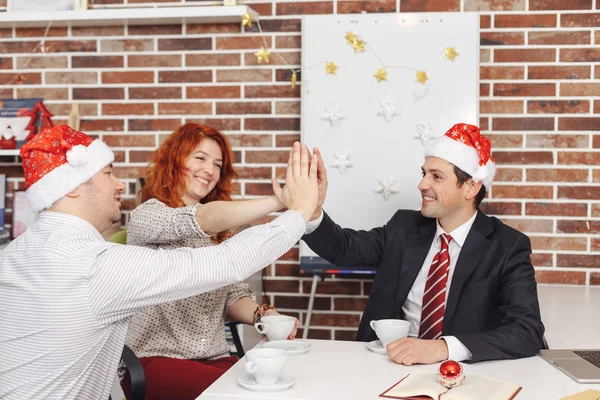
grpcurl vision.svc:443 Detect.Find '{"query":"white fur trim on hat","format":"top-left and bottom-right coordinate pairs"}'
top-left (26, 139), bottom-right (115, 211)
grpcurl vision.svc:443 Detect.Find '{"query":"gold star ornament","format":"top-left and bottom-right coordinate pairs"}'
top-left (352, 39), bottom-right (366, 53)
top-left (444, 47), bottom-right (459, 61)
top-left (290, 72), bottom-right (297, 89)
top-left (345, 31), bottom-right (359, 45)
top-left (242, 12), bottom-right (254, 28)
top-left (373, 68), bottom-right (388, 83)
top-left (255, 47), bottom-right (271, 64)
top-left (325, 61), bottom-right (339, 75)
top-left (416, 70), bottom-right (428, 85)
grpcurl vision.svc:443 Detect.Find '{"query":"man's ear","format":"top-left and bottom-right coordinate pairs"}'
top-left (65, 186), bottom-right (82, 199)
top-left (464, 179), bottom-right (482, 201)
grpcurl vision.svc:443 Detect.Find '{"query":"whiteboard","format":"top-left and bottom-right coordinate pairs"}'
top-left (300, 13), bottom-right (479, 263)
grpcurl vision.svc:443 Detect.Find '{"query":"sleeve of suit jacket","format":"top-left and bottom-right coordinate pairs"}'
top-left (302, 210), bottom-right (389, 267)
top-left (454, 233), bottom-right (545, 362)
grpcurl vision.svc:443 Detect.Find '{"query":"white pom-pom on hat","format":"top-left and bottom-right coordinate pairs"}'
top-left (472, 164), bottom-right (488, 183)
top-left (66, 144), bottom-right (89, 167)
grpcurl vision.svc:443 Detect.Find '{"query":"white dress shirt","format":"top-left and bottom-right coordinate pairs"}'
top-left (305, 210), bottom-right (477, 361)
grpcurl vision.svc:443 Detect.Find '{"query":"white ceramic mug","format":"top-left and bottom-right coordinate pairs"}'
top-left (254, 315), bottom-right (295, 341)
top-left (370, 319), bottom-right (410, 348)
top-left (245, 348), bottom-right (288, 385)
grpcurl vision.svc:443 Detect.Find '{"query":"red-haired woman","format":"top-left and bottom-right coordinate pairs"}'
top-left (121, 123), bottom-right (298, 400)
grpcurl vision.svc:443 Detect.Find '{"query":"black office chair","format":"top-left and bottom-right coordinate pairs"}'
top-left (109, 345), bottom-right (146, 400)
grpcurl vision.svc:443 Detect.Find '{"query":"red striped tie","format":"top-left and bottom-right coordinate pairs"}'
top-left (418, 233), bottom-right (452, 340)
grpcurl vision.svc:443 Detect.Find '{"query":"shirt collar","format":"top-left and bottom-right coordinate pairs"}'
top-left (38, 211), bottom-right (105, 241)
top-left (435, 211), bottom-right (478, 248)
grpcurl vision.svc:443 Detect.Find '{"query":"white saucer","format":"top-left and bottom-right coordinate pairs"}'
top-left (237, 374), bottom-right (295, 392)
top-left (366, 340), bottom-right (387, 355)
top-left (262, 340), bottom-right (312, 356)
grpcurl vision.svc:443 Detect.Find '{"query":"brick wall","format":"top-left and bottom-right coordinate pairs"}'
top-left (0, 0), bottom-right (599, 340)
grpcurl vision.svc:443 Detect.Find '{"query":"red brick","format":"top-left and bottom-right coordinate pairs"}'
top-left (217, 69), bottom-right (272, 83)
top-left (595, 100), bottom-right (600, 113)
top-left (296, 328), bottom-right (331, 340)
top-left (591, 239), bottom-right (600, 252)
top-left (559, 117), bottom-right (600, 131)
top-left (128, 25), bottom-right (182, 35)
top-left (16, 56), bottom-right (66, 69)
top-left (246, 183), bottom-right (274, 196)
top-left (531, 236), bottom-right (587, 251)
top-left (559, 186), bottom-right (600, 199)
top-left (216, 102), bottom-right (272, 115)
top-left (494, 83), bottom-right (555, 97)
top-left (72, 88), bottom-right (123, 100)
top-left (129, 87), bottom-right (182, 100)
top-left (596, 31), bottom-right (600, 44)
top-left (561, 13), bottom-right (600, 27)
top-left (302, 280), bottom-right (361, 295)
top-left (525, 202), bottom-right (587, 216)
top-left (16, 27), bottom-right (68, 37)
top-left (158, 70), bottom-right (212, 83)
top-left (252, 19), bottom-right (302, 33)
top-left (157, 102), bottom-right (212, 115)
top-left (500, 218), bottom-right (553, 233)
top-left (480, 66), bottom-right (524, 80)
top-left (398, 0), bottom-right (459, 11)
top-left (186, 23), bottom-right (240, 34)
top-left (528, 65), bottom-right (590, 80)
top-left (480, 117), bottom-right (490, 131)
top-left (276, 101), bottom-right (301, 115)
top-left (273, 295), bottom-right (330, 310)
top-left (79, 119), bottom-right (124, 132)
top-left (335, 331), bottom-right (358, 341)
top-left (494, 14), bottom-right (556, 28)
top-left (158, 38), bottom-right (211, 51)
top-left (0, 41), bottom-right (38, 53)
top-left (72, 56), bottom-right (123, 68)
top-left (481, 15), bottom-right (491, 29)
top-left (337, 0), bottom-right (396, 13)
top-left (129, 119), bottom-right (181, 132)
top-left (0, 28), bottom-right (9, 38)
top-left (493, 185), bottom-right (553, 199)
top-left (558, 220), bottom-right (600, 234)
top-left (557, 254), bottom-right (600, 269)
top-left (245, 118), bottom-right (299, 131)
top-left (276, 1), bottom-right (333, 15)
top-left (528, 31), bottom-right (591, 45)
top-left (494, 49), bottom-right (555, 62)
top-left (464, 0), bottom-right (524, 10)
top-left (248, 3), bottom-right (272, 16)
top-left (559, 152), bottom-right (600, 165)
top-left (100, 39), bottom-right (153, 52)
top-left (104, 134), bottom-right (155, 147)
top-left (45, 40), bottom-right (96, 53)
top-left (480, 100), bottom-right (523, 114)
top-left (560, 83), bottom-right (600, 97)
top-left (527, 168), bottom-right (587, 183)
top-left (276, 36), bottom-right (301, 49)
top-left (45, 103), bottom-right (97, 116)
top-left (264, 279), bottom-right (300, 293)
top-left (526, 134), bottom-right (588, 148)
top-left (216, 36), bottom-right (272, 50)
top-left (536, 271), bottom-right (586, 285)
top-left (17, 88), bottom-right (68, 100)
top-left (479, 201), bottom-right (522, 215)
top-left (185, 118), bottom-right (240, 131)
top-left (187, 86), bottom-right (240, 99)
top-left (102, 103), bottom-right (154, 116)
top-left (245, 51), bottom-right (300, 67)
top-left (480, 32), bottom-right (524, 46)
top-left (0, 72), bottom-right (41, 85)
top-left (480, 49), bottom-right (491, 63)
top-left (246, 150), bottom-right (289, 164)
top-left (492, 117), bottom-right (554, 131)
top-left (480, 83), bottom-right (490, 97)
top-left (527, 100), bottom-right (589, 114)
top-left (129, 150), bottom-right (154, 163)
top-left (275, 134), bottom-right (301, 148)
top-left (278, 248), bottom-right (299, 261)
top-left (128, 55), bottom-right (182, 68)
top-left (45, 71), bottom-right (97, 84)
top-left (560, 48), bottom-right (600, 62)
top-left (186, 53), bottom-right (241, 67)
top-left (488, 134), bottom-right (523, 148)
top-left (245, 85), bottom-right (300, 99)
top-left (113, 166), bottom-right (147, 180)
top-left (531, 0), bottom-right (592, 9)
top-left (72, 26), bottom-right (125, 36)
top-left (235, 166), bottom-right (271, 180)
top-left (311, 313), bottom-right (361, 328)
top-left (227, 134), bottom-right (272, 148)
top-left (494, 168), bottom-right (523, 182)
top-left (334, 297), bottom-right (369, 311)
top-left (531, 253), bottom-right (552, 267)
top-left (102, 71), bottom-right (154, 84)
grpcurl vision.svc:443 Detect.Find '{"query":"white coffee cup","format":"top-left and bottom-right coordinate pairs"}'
top-left (245, 348), bottom-right (288, 385)
top-left (254, 315), bottom-right (295, 341)
top-left (370, 319), bottom-right (410, 348)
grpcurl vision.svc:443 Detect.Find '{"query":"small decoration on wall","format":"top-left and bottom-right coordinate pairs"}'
top-left (322, 103), bottom-right (345, 126)
top-left (375, 177), bottom-right (398, 201)
top-left (290, 72), bottom-right (298, 89)
top-left (255, 47), bottom-right (271, 64)
top-left (242, 11), bottom-right (254, 28)
top-left (415, 70), bottom-right (429, 85)
top-left (444, 47), bottom-right (459, 61)
top-left (330, 152), bottom-right (353, 174)
top-left (414, 123), bottom-right (436, 146)
top-left (325, 61), bottom-right (339, 75)
top-left (377, 98), bottom-right (398, 123)
top-left (373, 68), bottom-right (388, 83)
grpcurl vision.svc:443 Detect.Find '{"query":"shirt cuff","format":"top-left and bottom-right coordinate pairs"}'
top-left (441, 336), bottom-right (473, 362)
top-left (304, 209), bottom-right (324, 235)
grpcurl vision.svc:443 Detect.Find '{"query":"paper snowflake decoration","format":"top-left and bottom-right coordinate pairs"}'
top-left (413, 123), bottom-right (436, 146)
top-left (322, 103), bottom-right (345, 126)
top-left (377, 98), bottom-right (398, 123)
top-left (330, 152), bottom-right (353, 174)
top-left (375, 177), bottom-right (398, 201)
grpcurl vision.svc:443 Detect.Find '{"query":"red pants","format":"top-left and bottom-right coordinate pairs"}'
top-left (121, 355), bottom-right (239, 400)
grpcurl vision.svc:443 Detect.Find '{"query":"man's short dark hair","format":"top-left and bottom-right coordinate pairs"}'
top-left (453, 166), bottom-right (486, 208)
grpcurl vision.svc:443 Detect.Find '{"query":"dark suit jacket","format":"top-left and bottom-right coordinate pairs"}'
top-left (303, 210), bottom-right (545, 363)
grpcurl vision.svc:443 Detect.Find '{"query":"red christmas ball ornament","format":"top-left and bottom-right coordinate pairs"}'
top-left (438, 360), bottom-right (465, 388)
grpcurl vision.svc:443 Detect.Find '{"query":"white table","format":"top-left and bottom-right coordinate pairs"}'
top-left (198, 339), bottom-right (600, 400)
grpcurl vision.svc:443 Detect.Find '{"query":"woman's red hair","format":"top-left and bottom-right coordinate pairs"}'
top-left (141, 123), bottom-right (238, 243)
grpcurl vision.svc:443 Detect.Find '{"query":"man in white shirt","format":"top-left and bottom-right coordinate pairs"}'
top-left (0, 125), bottom-right (319, 400)
top-left (303, 123), bottom-right (545, 365)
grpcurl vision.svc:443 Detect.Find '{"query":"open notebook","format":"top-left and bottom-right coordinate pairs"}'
top-left (380, 373), bottom-right (521, 400)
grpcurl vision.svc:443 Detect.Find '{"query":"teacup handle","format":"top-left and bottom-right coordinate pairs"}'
top-left (369, 320), bottom-right (376, 331)
top-left (245, 361), bottom-right (257, 374)
top-left (254, 322), bottom-right (268, 334)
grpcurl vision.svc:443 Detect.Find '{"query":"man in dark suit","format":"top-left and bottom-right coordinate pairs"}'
top-left (303, 123), bottom-right (545, 365)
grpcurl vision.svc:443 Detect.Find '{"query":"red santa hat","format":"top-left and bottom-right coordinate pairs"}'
top-left (424, 123), bottom-right (496, 191)
top-left (20, 125), bottom-right (114, 211)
